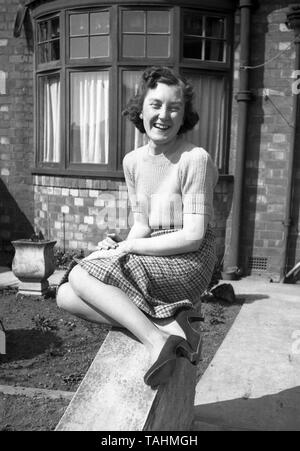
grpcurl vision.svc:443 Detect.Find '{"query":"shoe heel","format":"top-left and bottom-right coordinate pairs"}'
top-left (176, 340), bottom-right (195, 361)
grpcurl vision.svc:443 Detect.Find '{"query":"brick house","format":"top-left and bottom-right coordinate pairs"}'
top-left (0, 0), bottom-right (299, 281)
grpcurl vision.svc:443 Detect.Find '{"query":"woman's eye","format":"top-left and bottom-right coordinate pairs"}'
top-left (151, 103), bottom-right (161, 109)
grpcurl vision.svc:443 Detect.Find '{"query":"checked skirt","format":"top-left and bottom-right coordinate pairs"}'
top-left (58, 226), bottom-right (216, 319)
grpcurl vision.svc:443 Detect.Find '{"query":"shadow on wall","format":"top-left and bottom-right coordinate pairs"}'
top-left (0, 179), bottom-right (34, 267)
top-left (193, 385), bottom-right (300, 431)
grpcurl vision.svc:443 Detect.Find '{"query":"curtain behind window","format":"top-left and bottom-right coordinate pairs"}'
top-left (122, 70), bottom-right (148, 157)
top-left (185, 73), bottom-right (226, 170)
top-left (70, 71), bottom-right (109, 164)
top-left (41, 75), bottom-right (60, 163)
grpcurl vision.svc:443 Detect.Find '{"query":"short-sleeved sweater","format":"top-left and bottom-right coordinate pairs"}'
top-left (123, 143), bottom-right (219, 230)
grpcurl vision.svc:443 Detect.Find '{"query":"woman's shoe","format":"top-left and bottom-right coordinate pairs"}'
top-left (144, 335), bottom-right (192, 389)
top-left (174, 308), bottom-right (204, 364)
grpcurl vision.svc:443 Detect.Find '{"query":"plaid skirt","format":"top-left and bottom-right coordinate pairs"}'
top-left (58, 226), bottom-right (216, 319)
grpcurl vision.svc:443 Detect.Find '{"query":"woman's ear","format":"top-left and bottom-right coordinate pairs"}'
top-left (139, 112), bottom-right (143, 119)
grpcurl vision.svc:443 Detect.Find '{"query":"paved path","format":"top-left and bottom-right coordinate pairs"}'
top-left (193, 278), bottom-right (300, 431)
top-left (0, 267), bottom-right (65, 289)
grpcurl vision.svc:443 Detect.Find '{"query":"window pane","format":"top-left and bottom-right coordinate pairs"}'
top-left (122, 11), bottom-right (145, 33)
top-left (90, 12), bottom-right (110, 35)
top-left (147, 11), bottom-right (170, 33)
top-left (39, 74), bottom-right (60, 163)
top-left (184, 12), bottom-right (203, 36)
top-left (38, 43), bottom-right (49, 63)
top-left (70, 37), bottom-right (89, 59)
top-left (206, 17), bottom-right (225, 38)
top-left (38, 21), bottom-right (48, 42)
top-left (147, 35), bottom-right (170, 58)
top-left (183, 37), bottom-right (203, 59)
top-left (50, 17), bottom-right (60, 39)
top-left (205, 40), bottom-right (225, 62)
top-left (50, 40), bottom-right (60, 60)
top-left (122, 71), bottom-right (148, 157)
top-left (70, 72), bottom-right (109, 164)
top-left (90, 36), bottom-right (109, 58)
top-left (70, 14), bottom-right (88, 36)
top-left (184, 73), bottom-right (226, 169)
top-left (122, 35), bottom-right (145, 57)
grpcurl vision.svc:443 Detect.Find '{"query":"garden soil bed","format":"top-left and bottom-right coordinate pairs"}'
top-left (0, 285), bottom-right (244, 431)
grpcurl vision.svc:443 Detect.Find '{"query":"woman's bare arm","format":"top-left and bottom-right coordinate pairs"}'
top-left (125, 213), bottom-right (209, 256)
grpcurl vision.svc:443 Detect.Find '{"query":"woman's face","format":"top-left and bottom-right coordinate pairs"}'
top-left (141, 82), bottom-right (185, 146)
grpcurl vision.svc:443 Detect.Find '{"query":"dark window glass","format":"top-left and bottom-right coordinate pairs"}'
top-left (205, 17), bottom-right (225, 38)
top-left (37, 17), bottom-right (60, 63)
top-left (205, 40), bottom-right (225, 62)
top-left (184, 12), bottom-right (203, 36)
top-left (183, 11), bottom-right (226, 62)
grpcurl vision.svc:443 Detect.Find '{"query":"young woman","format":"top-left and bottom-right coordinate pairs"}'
top-left (56, 66), bottom-right (219, 389)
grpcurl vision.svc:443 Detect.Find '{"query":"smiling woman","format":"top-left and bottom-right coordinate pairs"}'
top-left (56, 66), bottom-right (219, 390)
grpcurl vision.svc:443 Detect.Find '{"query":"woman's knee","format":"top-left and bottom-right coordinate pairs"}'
top-left (56, 282), bottom-right (77, 312)
top-left (68, 264), bottom-right (89, 296)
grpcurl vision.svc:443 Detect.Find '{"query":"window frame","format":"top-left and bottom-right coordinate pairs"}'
top-left (32, 2), bottom-right (234, 177)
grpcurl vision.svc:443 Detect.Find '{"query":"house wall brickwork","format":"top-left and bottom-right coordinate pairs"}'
top-left (0, 0), bottom-right (34, 265)
top-left (1, 0), bottom-right (299, 280)
top-left (225, 0), bottom-right (300, 278)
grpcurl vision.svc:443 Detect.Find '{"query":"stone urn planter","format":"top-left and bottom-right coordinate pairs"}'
top-left (11, 239), bottom-right (57, 296)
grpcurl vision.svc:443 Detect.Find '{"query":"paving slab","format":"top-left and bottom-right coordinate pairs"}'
top-left (0, 267), bottom-right (65, 289)
top-left (194, 278), bottom-right (300, 431)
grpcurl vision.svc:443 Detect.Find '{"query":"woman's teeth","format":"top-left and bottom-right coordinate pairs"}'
top-left (154, 124), bottom-right (169, 130)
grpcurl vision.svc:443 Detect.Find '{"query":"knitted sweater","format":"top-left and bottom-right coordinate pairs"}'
top-left (123, 143), bottom-right (219, 230)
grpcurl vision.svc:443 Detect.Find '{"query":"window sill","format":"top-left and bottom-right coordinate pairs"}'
top-left (31, 168), bottom-right (125, 179)
top-left (32, 167), bottom-right (234, 182)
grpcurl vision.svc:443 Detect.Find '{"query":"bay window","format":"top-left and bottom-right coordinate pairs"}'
top-left (33, 1), bottom-right (234, 176)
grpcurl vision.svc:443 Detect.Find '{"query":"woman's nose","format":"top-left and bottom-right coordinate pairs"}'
top-left (158, 105), bottom-right (169, 119)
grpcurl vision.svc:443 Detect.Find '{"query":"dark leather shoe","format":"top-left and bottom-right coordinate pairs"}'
top-left (174, 308), bottom-right (204, 364)
top-left (144, 335), bottom-right (192, 389)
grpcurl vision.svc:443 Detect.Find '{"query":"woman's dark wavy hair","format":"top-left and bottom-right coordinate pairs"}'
top-left (122, 66), bottom-right (199, 135)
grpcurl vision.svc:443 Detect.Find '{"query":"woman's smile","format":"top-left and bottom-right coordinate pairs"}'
top-left (142, 82), bottom-right (185, 149)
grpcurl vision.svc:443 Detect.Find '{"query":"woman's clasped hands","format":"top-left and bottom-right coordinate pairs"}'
top-left (83, 233), bottom-right (133, 261)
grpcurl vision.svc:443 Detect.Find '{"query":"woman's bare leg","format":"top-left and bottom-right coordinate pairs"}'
top-left (58, 265), bottom-right (173, 365)
top-left (151, 317), bottom-right (186, 340)
top-left (57, 282), bottom-right (122, 328)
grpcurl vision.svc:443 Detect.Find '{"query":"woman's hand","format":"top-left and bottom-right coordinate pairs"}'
top-left (83, 239), bottom-right (134, 261)
top-left (97, 233), bottom-right (123, 250)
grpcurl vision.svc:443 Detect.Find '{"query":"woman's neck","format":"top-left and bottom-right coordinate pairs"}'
top-left (148, 136), bottom-right (181, 156)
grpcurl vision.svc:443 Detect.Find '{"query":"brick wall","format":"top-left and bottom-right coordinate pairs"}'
top-left (0, 0), bottom-right (34, 265)
top-left (33, 175), bottom-right (232, 262)
top-left (226, 0), bottom-right (300, 278)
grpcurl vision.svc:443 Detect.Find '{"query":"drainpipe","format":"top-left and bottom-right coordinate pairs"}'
top-left (225, 0), bottom-right (254, 273)
top-left (281, 5), bottom-right (300, 281)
